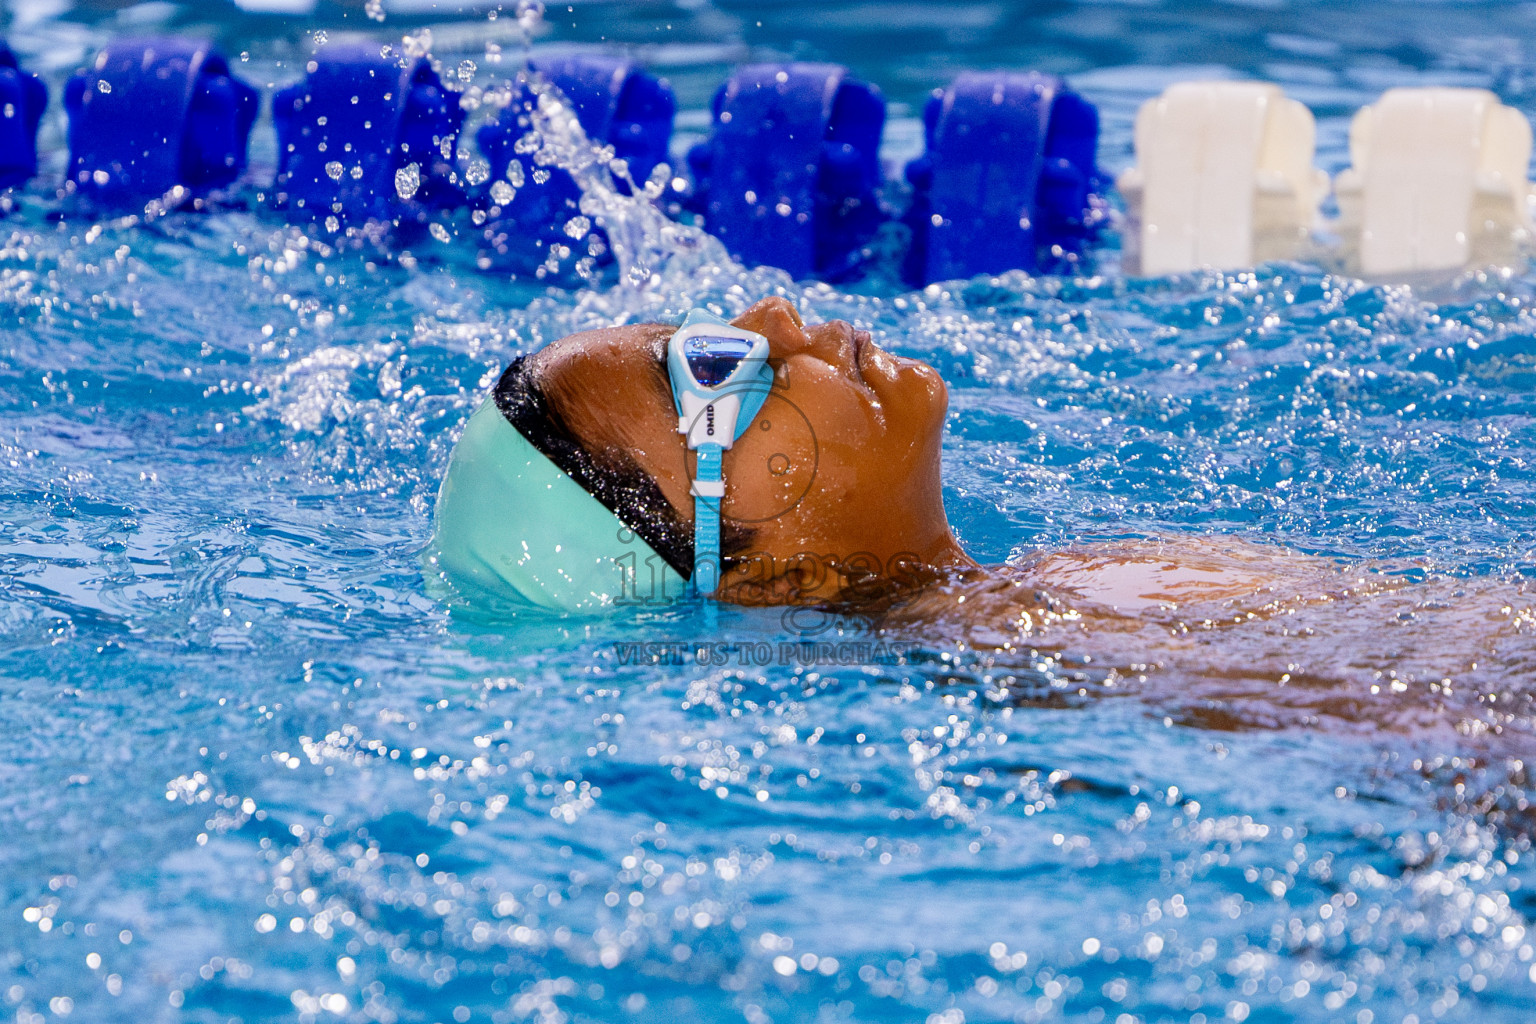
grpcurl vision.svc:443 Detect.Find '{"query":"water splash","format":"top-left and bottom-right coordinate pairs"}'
top-left (496, 71), bottom-right (799, 333)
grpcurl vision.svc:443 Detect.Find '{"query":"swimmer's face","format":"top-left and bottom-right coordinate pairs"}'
top-left (532, 297), bottom-right (972, 602)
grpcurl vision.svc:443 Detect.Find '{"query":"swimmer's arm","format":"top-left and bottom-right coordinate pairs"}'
top-left (878, 535), bottom-right (1387, 650)
top-left (1015, 535), bottom-right (1372, 615)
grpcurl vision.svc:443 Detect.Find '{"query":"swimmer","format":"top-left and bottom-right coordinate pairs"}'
top-left (435, 296), bottom-right (963, 610)
top-left (434, 297), bottom-right (1536, 735)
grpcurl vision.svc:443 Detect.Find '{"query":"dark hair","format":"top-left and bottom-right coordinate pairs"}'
top-left (493, 356), bottom-right (754, 581)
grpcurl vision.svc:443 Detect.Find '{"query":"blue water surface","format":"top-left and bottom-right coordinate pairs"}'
top-left (3, 2), bottom-right (1536, 1024)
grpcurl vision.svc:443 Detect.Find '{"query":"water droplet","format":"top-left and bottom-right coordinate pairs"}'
top-left (325, 161), bottom-right (344, 182)
top-left (430, 223), bottom-right (451, 243)
top-left (516, 0), bottom-right (545, 32)
top-left (96, 79), bottom-right (111, 94)
top-left (490, 181), bottom-right (515, 206)
top-left (563, 216), bottom-right (591, 240)
top-left (365, 0), bottom-right (386, 21)
top-left (403, 29), bottom-right (433, 59)
top-left (465, 159), bottom-right (490, 186)
top-left (394, 164), bottom-right (421, 201)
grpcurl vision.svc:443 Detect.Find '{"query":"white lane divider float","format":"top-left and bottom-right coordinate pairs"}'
top-left (1122, 81), bottom-right (1536, 279)
top-left (1118, 81), bottom-right (1327, 277)
top-left (1335, 87), bottom-right (1536, 276)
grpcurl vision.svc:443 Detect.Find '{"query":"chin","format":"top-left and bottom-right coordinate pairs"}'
top-left (901, 361), bottom-right (950, 428)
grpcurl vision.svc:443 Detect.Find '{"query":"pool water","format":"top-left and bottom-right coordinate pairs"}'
top-left (4, 2), bottom-right (1536, 1023)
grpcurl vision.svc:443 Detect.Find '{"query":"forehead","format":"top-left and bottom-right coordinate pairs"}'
top-left (531, 323), bottom-right (678, 436)
top-left (532, 323), bottom-right (671, 379)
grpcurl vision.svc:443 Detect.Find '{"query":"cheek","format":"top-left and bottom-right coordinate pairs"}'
top-left (722, 392), bottom-right (822, 526)
top-left (721, 360), bottom-right (936, 530)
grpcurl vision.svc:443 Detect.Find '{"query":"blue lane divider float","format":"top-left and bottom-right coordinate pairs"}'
top-left (272, 46), bottom-right (464, 223)
top-left (42, 35), bottom-right (1118, 283)
top-left (687, 63), bottom-right (885, 281)
top-left (64, 38), bottom-right (257, 202)
top-left (0, 40), bottom-right (48, 189)
top-left (903, 71), bottom-right (1101, 285)
top-left (476, 54), bottom-right (674, 275)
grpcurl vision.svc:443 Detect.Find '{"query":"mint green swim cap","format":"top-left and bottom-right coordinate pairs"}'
top-left (431, 397), bottom-right (687, 612)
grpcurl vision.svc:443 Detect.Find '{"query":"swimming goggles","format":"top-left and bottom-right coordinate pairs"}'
top-left (666, 308), bottom-right (773, 596)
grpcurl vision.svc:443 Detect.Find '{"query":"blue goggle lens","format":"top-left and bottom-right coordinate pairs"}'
top-left (684, 335), bottom-right (754, 387)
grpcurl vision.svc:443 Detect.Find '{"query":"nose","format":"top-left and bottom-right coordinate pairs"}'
top-left (732, 296), bottom-right (807, 360)
top-left (731, 297), bottom-right (863, 373)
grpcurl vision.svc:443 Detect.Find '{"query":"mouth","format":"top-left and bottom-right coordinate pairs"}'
top-left (851, 329), bottom-right (871, 376)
